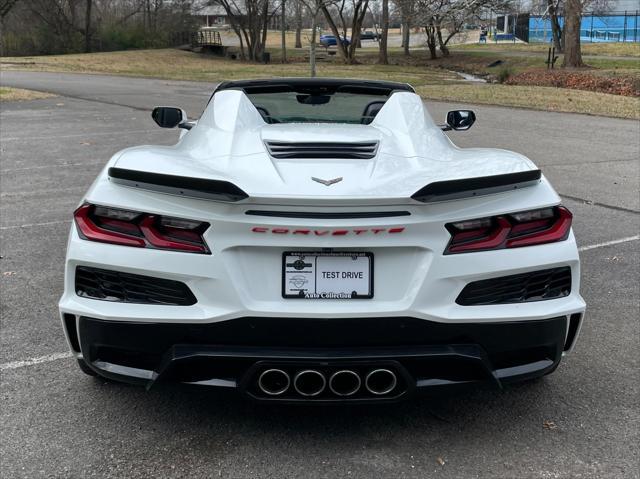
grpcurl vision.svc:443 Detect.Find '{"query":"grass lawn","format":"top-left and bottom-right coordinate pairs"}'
top-left (1, 48), bottom-right (638, 118)
top-left (0, 87), bottom-right (55, 101)
top-left (417, 84), bottom-right (639, 118)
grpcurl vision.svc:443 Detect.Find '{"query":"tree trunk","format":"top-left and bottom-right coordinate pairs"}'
top-left (547, 0), bottom-right (563, 53)
top-left (402, 20), bottom-right (410, 56)
top-left (346, 0), bottom-right (368, 62)
top-left (378, 0), bottom-right (388, 64)
top-left (563, 0), bottom-right (584, 67)
top-left (84, 0), bottom-right (92, 53)
top-left (436, 23), bottom-right (449, 57)
top-left (259, 0), bottom-right (269, 61)
top-left (309, 10), bottom-right (317, 77)
top-left (425, 24), bottom-right (437, 60)
top-left (294, 1), bottom-right (302, 48)
top-left (281, 0), bottom-right (287, 62)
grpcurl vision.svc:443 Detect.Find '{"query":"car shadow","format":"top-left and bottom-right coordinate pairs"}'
top-left (87, 375), bottom-right (550, 435)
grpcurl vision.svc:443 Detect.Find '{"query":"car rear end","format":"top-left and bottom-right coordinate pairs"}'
top-left (59, 81), bottom-right (585, 402)
top-left (59, 175), bottom-right (585, 403)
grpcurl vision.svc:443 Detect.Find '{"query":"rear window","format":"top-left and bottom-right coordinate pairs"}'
top-left (230, 85), bottom-right (394, 124)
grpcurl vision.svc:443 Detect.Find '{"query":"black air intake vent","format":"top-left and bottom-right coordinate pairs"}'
top-left (456, 267), bottom-right (571, 306)
top-left (75, 266), bottom-right (196, 305)
top-left (265, 141), bottom-right (379, 159)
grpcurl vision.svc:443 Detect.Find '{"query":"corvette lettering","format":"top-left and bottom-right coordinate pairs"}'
top-left (251, 227), bottom-right (405, 235)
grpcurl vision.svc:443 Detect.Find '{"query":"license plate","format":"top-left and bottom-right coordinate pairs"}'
top-left (282, 252), bottom-right (373, 299)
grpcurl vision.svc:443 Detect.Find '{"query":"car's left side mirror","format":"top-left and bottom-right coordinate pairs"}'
top-left (441, 110), bottom-right (476, 131)
top-left (152, 106), bottom-right (192, 129)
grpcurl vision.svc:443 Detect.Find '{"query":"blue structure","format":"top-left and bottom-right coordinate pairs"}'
top-left (527, 12), bottom-right (639, 43)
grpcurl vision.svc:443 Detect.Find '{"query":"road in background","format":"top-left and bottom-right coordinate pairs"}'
top-left (1, 72), bottom-right (638, 478)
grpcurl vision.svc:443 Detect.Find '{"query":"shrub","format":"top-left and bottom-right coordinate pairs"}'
top-left (497, 66), bottom-right (515, 84)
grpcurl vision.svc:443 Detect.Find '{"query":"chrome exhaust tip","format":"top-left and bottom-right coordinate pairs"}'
top-left (257, 369), bottom-right (290, 396)
top-left (328, 370), bottom-right (361, 397)
top-left (365, 368), bottom-right (397, 395)
top-left (293, 369), bottom-right (326, 397)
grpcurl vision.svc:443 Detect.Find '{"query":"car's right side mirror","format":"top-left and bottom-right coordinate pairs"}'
top-left (152, 106), bottom-right (188, 129)
top-left (442, 110), bottom-right (476, 131)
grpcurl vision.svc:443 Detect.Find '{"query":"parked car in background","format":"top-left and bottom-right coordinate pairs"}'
top-left (319, 34), bottom-right (351, 47)
top-left (360, 30), bottom-right (379, 40)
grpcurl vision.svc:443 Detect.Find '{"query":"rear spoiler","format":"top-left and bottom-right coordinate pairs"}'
top-left (108, 167), bottom-right (248, 202)
top-left (411, 170), bottom-right (542, 203)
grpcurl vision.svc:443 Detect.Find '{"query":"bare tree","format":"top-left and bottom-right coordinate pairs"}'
top-left (545, 0), bottom-right (563, 52)
top-left (300, 0), bottom-right (335, 76)
top-left (217, 0), bottom-right (278, 61)
top-left (415, 0), bottom-right (513, 60)
top-left (321, 0), bottom-right (369, 63)
top-left (397, 0), bottom-right (415, 56)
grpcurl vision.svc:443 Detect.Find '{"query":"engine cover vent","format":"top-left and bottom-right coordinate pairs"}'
top-left (265, 141), bottom-right (379, 159)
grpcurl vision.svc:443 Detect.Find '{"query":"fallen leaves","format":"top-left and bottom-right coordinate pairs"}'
top-left (506, 69), bottom-right (640, 97)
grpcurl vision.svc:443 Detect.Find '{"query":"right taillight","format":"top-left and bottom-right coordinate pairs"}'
top-left (444, 206), bottom-right (572, 254)
top-left (73, 204), bottom-right (210, 253)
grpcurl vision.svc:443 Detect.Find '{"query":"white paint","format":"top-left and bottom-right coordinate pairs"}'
top-left (0, 219), bottom-right (71, 230)
top-left (578, 235), bottom-right (640, 252)
top-left (0, 352), bottom-right (72, 371)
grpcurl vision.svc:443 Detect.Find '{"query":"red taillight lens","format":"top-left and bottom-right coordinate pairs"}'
top-left (74, 204), bottom-right (210, 253)
top-left (445, 206), bottom-right (572, 254)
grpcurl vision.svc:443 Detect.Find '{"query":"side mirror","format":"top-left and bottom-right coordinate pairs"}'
top-left (151, 106), bottom-right (188, 129)
top-left (442, 110), bottom-right (476, 131)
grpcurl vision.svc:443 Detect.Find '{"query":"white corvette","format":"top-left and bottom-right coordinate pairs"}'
top-left (59, 78), bottom-right (586, 402)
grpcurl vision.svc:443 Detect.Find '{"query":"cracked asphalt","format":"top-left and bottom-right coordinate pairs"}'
top-left (1, 71), bottom-right (639, 478)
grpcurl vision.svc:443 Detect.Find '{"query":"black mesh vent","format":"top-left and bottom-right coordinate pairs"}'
top-left (75, 266), bottom-right (196, 305)
top-left (265, 141), bottom-right (378, 159)
top-left (456, 267), bottom-right (571, 306)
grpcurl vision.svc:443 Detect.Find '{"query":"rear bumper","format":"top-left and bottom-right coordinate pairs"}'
top-left (68, 314), bottom-right (581, 402)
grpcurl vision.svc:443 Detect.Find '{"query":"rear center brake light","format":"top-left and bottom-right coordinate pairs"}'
top-left (74, 204), bottom-right (210, 253)
top-left (445, 206), bottom-right (572, 254)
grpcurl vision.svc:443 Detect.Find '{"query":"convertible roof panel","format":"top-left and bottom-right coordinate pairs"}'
top-left (214, 78), bottom-right (415, 95)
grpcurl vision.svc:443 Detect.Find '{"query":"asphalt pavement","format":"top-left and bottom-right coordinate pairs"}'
top-left (1, 71), bottom-right (639, 478)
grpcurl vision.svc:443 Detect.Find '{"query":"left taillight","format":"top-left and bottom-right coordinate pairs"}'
top-left (73, 204), bottom-right (210, 253)
top-left (444, 206), bottom-right (572, 254)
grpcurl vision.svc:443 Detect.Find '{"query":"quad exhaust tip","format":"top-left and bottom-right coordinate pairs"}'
top-left (329, 370), bottom-right (361, 397)
top-left (257, 367), bottom-right (398, 398)
top-left (257, 368), bottom-right (290, 396)
top-left (365, 369), bottom-right (397, 395)
top-left (293, 369), bottom-right (326, 397)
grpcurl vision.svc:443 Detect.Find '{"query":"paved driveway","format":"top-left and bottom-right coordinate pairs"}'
top-left (1, 71), bottom-right (639, 478)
